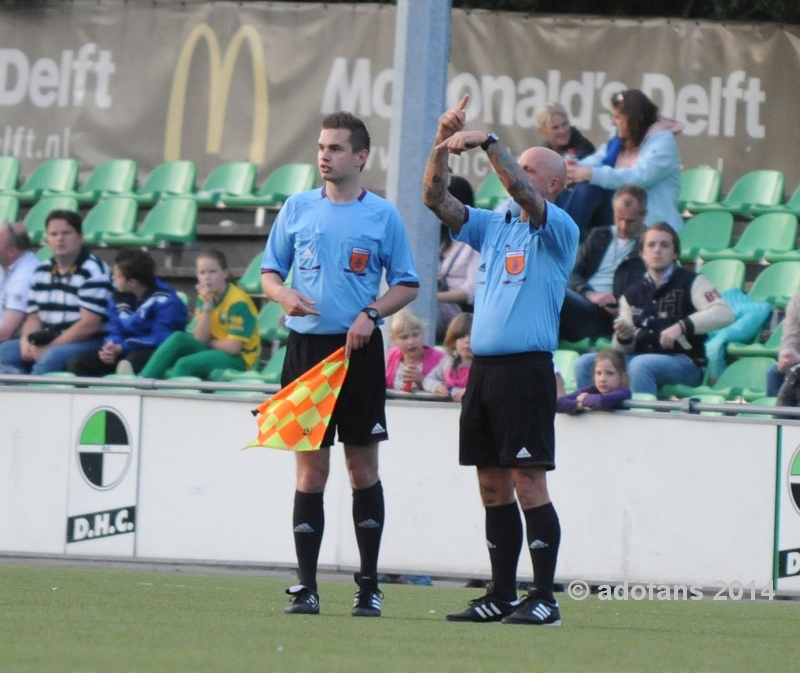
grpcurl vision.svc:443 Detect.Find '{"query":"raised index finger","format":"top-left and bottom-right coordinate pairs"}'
top-left (456, 94), bottom-right (469, 111)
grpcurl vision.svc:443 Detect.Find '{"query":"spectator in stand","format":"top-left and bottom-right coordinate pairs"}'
top-left (66, 249), bottom-right (188, 376)
top-left (0, 222), bottom-right (39, 344)
top-left (385, 308), bottom-right (444, 393)
top-left (0, 210), bottom-right (111, 375)
top-left (557, 349), bottom-right (631, 414)
top-left (139, 249), bottom-right (259, 380)
top-left (560, 185), bottom-right (647, 342)
top-left (437, 175), bottom-right (480, 341)
top-left (536, 102), bottom-right (595, 159)
top-left (573, 223), bottom-right (734, 394)
top-left (423, 312), bottom-right (473, 403)
top-left (564, 89), bottom-right (683, 237)
top-left (766, 288), bottom-right (800, 397)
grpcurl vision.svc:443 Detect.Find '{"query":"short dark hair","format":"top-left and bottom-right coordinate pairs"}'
top-left (321, 111), bottom-right (371, 153)
top-left (114, 249), bottom-right (156, 287)
top-left (611, 89), bottom-right (659, 148)
top-left (613, 184), bottom-right (648, 213)
top-left (46, 209), bottom-right (82, 235)
top-left (448, 175), bottom-right (475, 208)
top-left (640, 222), bottom-right (681, 258)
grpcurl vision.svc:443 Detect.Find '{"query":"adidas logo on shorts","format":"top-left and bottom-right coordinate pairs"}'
top-left (357, 519), bottom-right (380, 528)
top-left (293, 523), bottom-right (315, 533)
top-left (516, 447), bottom-right (532, 459)
top-left (371, 423), bottom-right (386, 434)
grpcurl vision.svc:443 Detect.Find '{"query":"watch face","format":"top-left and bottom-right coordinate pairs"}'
top-left (368, 308), bottom-right (379, 320)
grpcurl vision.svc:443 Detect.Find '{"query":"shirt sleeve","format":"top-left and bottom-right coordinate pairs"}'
top-left (381, 208), bottom-right (420, 287)
top-left (77, 265), bottom-right (112, 317)
top-left (3, 270), bottom-right (32, 313)
top-left (590, 132), bottom-right (680, 191)
top-left (225, 300), bottom-right (258, 341)
top-left (454, 206), bottom-right (494, 252)
top-left (687, 274), bottom-right (735, 335)
top-left (261, 200), bottom-right (295, 280)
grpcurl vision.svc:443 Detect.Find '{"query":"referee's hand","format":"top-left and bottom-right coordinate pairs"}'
top-left (277, 288), bottom-right (321, 318)
top-left (345, 313), bottom-right (375, 359)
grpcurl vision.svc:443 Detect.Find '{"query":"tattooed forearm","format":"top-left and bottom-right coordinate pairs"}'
top-left (423, 144), bottom-right (465, 232)
top-left (488, 145), bottom-right (545, 225)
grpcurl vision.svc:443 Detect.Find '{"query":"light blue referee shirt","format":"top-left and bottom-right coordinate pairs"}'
top-left (262, 187), bottom-right (419, 334)
top-left (456, 202), bottom-right (579, 356)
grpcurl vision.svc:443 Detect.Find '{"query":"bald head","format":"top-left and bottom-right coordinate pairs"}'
top-left (0, 222), bottom-right (31, 269)
top-left (517, 146), bottom-right (567, 202)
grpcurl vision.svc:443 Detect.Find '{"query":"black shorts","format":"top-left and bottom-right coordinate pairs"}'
top-left (459, 351), bottom-right (556, 470)
top-left (282, 329), bottom-right (388, 448)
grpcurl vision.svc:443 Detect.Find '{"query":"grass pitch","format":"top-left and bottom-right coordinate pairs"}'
top-left (1, 564), bottom-right (799, 673)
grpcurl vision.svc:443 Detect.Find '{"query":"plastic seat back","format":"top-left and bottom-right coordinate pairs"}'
top-left (237, 252), bottom-right (264, 294)
top-left (474, 172), bottom-right (509, 210)
top-left (679, 167), bottom-right (721, 211)
top-left (138, 161), bottom-right (196, 197)
top-left (198, 162), bottom-right (256, 197)
top-left (747, 262), bottom-right (800, 309)
top-left (78, 160), bottom-right (138, 197)
top-left (23, 195), bottom-right (80, 243)
top-left (20, 158), bottom-right (79, 195)
top-left (0, 195), bottom-right (20, 222)
top-left (257, 301), bottom-right (289, 343)
top-left (729, 213), bottom-right (797, 257)
top-left (81, 197), bottom-right (138, 244)
top-left (259, 345), bottom-right (287, 383)
top-left (256, 163), bottom-right (317, 206)
top-left (0, 156), bottom-right (21, 191)
top-left (138, 197), bottom-right (197, 242)
top-left (678, 211), bottom-right (733, 260)
top-left (712, 357), bottom-right (775, 397)
top-left (697, 259), bottom-right (745, 292)
top-left (722, 170), bottom-right (785, 210)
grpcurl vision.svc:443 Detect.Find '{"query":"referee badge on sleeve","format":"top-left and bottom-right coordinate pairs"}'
top-left (347, 247), bottom-right (370, 275)
top-left (505, 250), bottom-right (525, 275)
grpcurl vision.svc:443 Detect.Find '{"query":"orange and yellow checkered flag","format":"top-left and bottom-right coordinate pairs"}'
top-left (245, 347), bottom-right (349, 452)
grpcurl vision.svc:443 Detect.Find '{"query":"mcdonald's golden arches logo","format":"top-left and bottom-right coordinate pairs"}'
top-left (165, 24), bottom-right (269, 164)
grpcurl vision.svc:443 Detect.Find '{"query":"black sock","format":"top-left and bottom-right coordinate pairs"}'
top-left (485, 502), bottom-right (523, 602)
top-left (352, 480), bottom-right (384, 586)
top-left (293, 490), bottom-right (324, 591)
top-left (523, 502), bottom-right (561, 603)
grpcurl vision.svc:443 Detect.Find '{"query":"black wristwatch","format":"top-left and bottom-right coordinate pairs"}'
top-left (481, 132), bottom-right (499, 151)
top-left (361, 307), bottom-right (380, 323)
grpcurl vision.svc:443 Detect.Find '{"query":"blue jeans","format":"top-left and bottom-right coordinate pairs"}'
top-left (0, 337), bottom-right (105, 375)
top-left (558, 183), bottom-right (614, 240)
top-left (766, 365), bottom-right (784, 398)
top-left (575, 352), bottom-right (703, 395)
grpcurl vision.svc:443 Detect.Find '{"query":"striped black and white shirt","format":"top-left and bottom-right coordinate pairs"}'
top-left (27, 247), bottom-right (112, 332)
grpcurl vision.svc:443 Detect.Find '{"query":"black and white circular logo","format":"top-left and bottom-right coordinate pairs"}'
top-left (791, 445), bottom-right (800, 517)
top-left (76, 408), bottom-right (132, 490)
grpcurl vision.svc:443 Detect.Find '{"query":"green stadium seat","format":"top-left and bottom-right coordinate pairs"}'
top-left (696, 259), bottom-right (745, 292)
top-left (664, 356), bottom-right (776, 401)
top-left (678, 211), bottom-right (733, 261)
top-left (193, 162), bottom-right (257, 206)
top-left (737, 396), bottom-right (776, 418)
top-left (0, 195), bottom-right (20, 222)
top-left (214, 345), bottom-right (286, 383)
top-left (687, 393), bottom-right (728, 416)
top-left (628, 391), bottom-right (657, 413)
top-left (176, 291), bottom-right (189, 305)
top-left (557, 337), bottom-right (593, 354)
top-left (726, 321), bottom-right (783, 358)
top-left (80, 197), bottom-right (138, 245)
top-left (698, 213), bottom-right (797, 263)
top-left (257, 301), bottom-right (289, 345)
top-left (3, 158), bottom-right (79, 204)
top-left (746, 262), bottom-right (800, 310)
top-left (678, 167), bottom-right (722, 213)
top-left (64, 159), bottom-right (139, 205)
top-left (237, 252), bottom-right (265, 294)
top-left (35, 245), bottom-right (52, 261)
top-left (0, 156), bottom-right (20, 192)
top-left (750, 183), bottom-right (800, 218)
top-left (119, 160), bottom-right (196, 205)
top-left (553, 349), bottom-right (578, 393)
top-left (474, 172), bottom-right (509, 210)
top-left (223, 163), bottom-right (317, 208)
top-left (103, 196), bottom-right (197, 246)
top-left (23, 195), bottom-right (80, 244)
top-left (687, 170), bottom-right (785, 217)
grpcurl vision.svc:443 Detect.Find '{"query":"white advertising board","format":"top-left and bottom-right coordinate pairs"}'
top-left (776, 425), bottom-right (800, 591)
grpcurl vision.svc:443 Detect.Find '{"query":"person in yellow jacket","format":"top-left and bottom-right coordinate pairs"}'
top-left (140, 249), bottom-right (259, 379)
